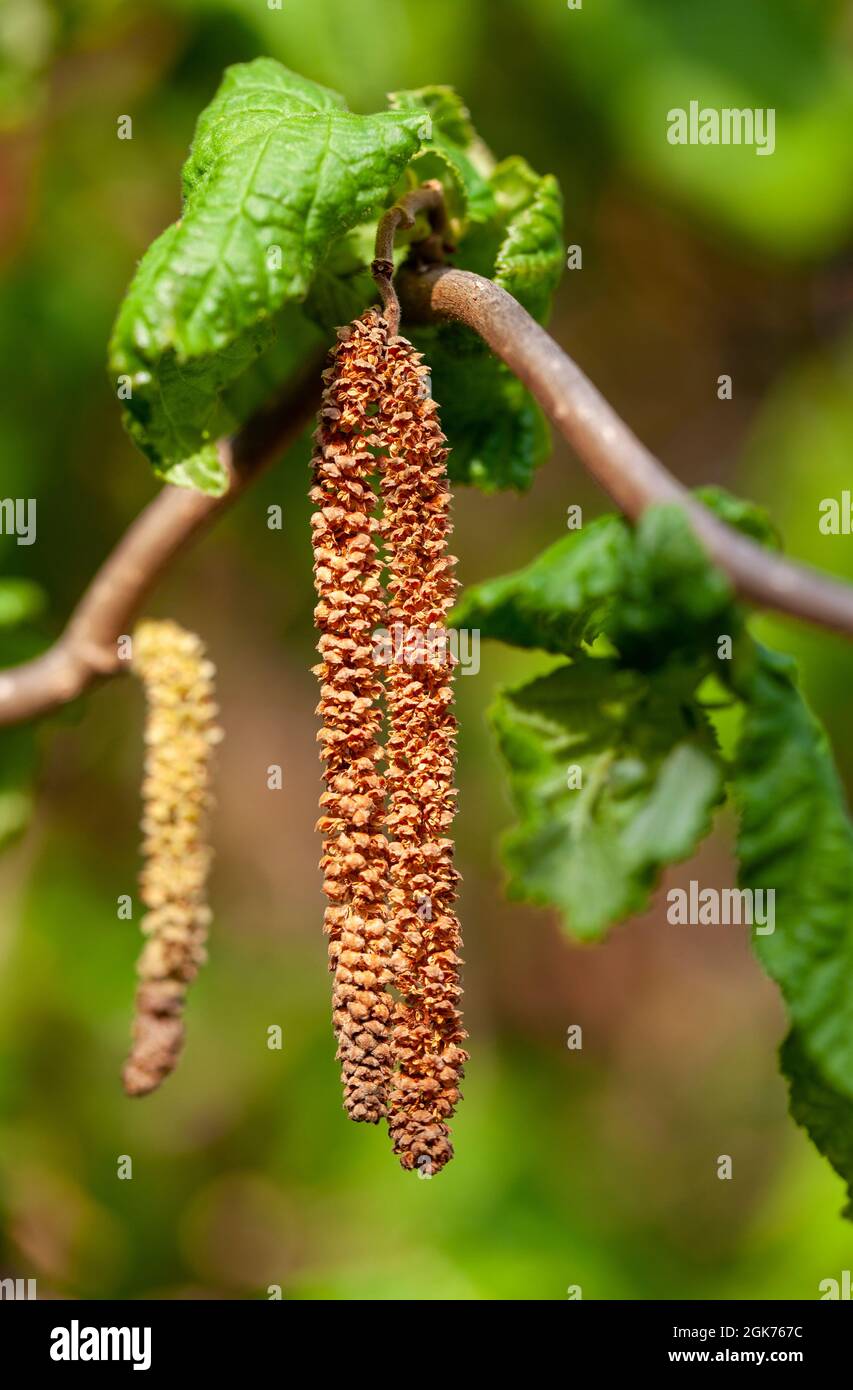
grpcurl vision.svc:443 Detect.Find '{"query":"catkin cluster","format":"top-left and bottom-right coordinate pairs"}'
top-left (378, 336), bottom-right (467, 1176)
top-left (311, 308), bottom-right (466, 1170)
top-left (310, 315), bottom-right (396, 1123)
top-left (125, 619), bottom-right (221, 1097)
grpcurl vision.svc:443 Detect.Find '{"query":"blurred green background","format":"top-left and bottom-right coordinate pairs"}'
top-left (1, 0), bottom-right (853, 1300)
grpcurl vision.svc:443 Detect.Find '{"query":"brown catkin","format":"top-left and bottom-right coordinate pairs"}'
top-left (377, 330), bottom-right (467, 1175)
top-left (310, 313), bottom-right (396, 1123)
top-left (124, 619), bottom-right (221, 1097)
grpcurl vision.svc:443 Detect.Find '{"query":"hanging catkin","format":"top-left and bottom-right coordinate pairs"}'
top-left (310, 314), bottom-right (396, 1123)
top-left (376, 327), bottom-right (467, 1175)
top-left (124, 619), bottom-right (221, 1097)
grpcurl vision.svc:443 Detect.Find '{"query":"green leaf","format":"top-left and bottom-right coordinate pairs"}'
top-left (452, 515), bottom-right (630, 652)
top-left (0, 578), bottom-right (45, 629)
top-left (492, 157), bottom-right (565, 324)
top-left (110, 58), bottom-right (426, 490)
top-left (625, 503), bottom-right (735, 628)
top-left (114, 324), bottom-right (270, 495)
top-left (301, 222), bottom-right (379, 333)
top-left (423, 325), bottom-right (551, 492)
top-left (455, 497), bottom-right (746, 658)
top-left (694, 485), bottom-right (782, 551)
top-left (781, 1031), bottom-right (853, 1220)
top-left (407, 151), bottom-right (562, 493)
top-left (732, 644), bottom-right (853, 1101)
top-left (491, 657), bottom-right (723, 939)
top-left (467, 488), bottom-right (853, 1210)
top-left (387, 86), bottom-right (497, 232)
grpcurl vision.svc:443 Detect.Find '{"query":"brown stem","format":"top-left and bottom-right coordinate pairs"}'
top-left (0, 356), bottom-right (321, 727)
top-left (371, 181), bottom-right (451, 335)
top-left (398, 266), bottom-right (853, 640)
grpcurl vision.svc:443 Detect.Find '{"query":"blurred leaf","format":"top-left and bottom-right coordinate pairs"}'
top-left (0, 0), bottom-right (56, 128)
top-left (609, 503), bottom-right (737, 668)
top-left (470, 488), bottom-right (853, 1209)
top-left (458, 494), bottom-right (744, 658)
top-left (528, 0), bottom-right (853, 257)
top-left (0, 578), bottom-right (46, 630)
top-left (693, 485), bottom-right (782, 551)
top-left (0, 727), bottom-right (36, 852)
top-left (733, 644), bottom-right (853, 1101)
top-left (491, 657), bottom-right (723, 939)
top-left (453, 514), bottom-right (629, 653)
top-left (423, 326), bottom-right (551, 492)
top-left (0, 578), bottom-right (44, 852)
top-left (180, 0), bottom-right (483, 111)
top-left (782, 1031), bottom-right (853, 1220)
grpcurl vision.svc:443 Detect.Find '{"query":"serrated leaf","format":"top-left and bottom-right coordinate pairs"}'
top-left (781, 1031), bottom-right (853, 1220)
top-left (388, 86), bottom-right (497, 232)
top-left (452, 515), bottom-right (629, 652)
top-left (389, 84), bottom-right (476, 150)
top-left (110, 59), bottom-right (426, 490)
top-left (116, 324), bottom-right (270, 494)
top-left (732, 644), bottom-right (853, 1101)
top-left (455, 497), bottom-right (743, 658)
top-left (492, 157), bottom-right (564, 323)
top-left (610, 503), bottom-right (738, 668)
top-left (467, 489), bottom-right (853, 1209)
top-left (492, 657), bottom-right (723, 939)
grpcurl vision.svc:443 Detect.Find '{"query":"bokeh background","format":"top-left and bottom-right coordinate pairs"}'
top-left (1, 0), bottom-right (853, 1300)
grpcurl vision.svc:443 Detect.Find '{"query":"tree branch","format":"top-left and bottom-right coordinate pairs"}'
top-left (0, 357), bottom-right (321, 727)
top-left (399, 265), bottom-right (853, 639)
top-left (3, 257), bottom-right (853, 731)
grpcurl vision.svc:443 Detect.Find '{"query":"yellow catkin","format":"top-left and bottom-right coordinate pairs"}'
top-left (124, 619), bottom-right (221, 1097)
top-left (310, 314), bottom-right (396, 1123)
top-left (376, 327), bottom-right (467, 1175)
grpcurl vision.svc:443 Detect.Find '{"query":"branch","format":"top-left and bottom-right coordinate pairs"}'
top-left (3, 252), bottom-right (853, 731)
top-left (0, 357), bottom-right (321, 727)
top-left (371, 180), bottom-right (453, 336)
top-left (399, 265), bottom-right (853, 639)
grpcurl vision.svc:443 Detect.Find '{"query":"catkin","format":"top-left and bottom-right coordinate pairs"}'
top-left (376, 329), bottom-right (467, 1175)
top-left (124, 619), bottom-right (221, 1097)
top-left (310, 314), bottom-right (396, 1123)
top-left (310, 307), bottom-right (467, 1162)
